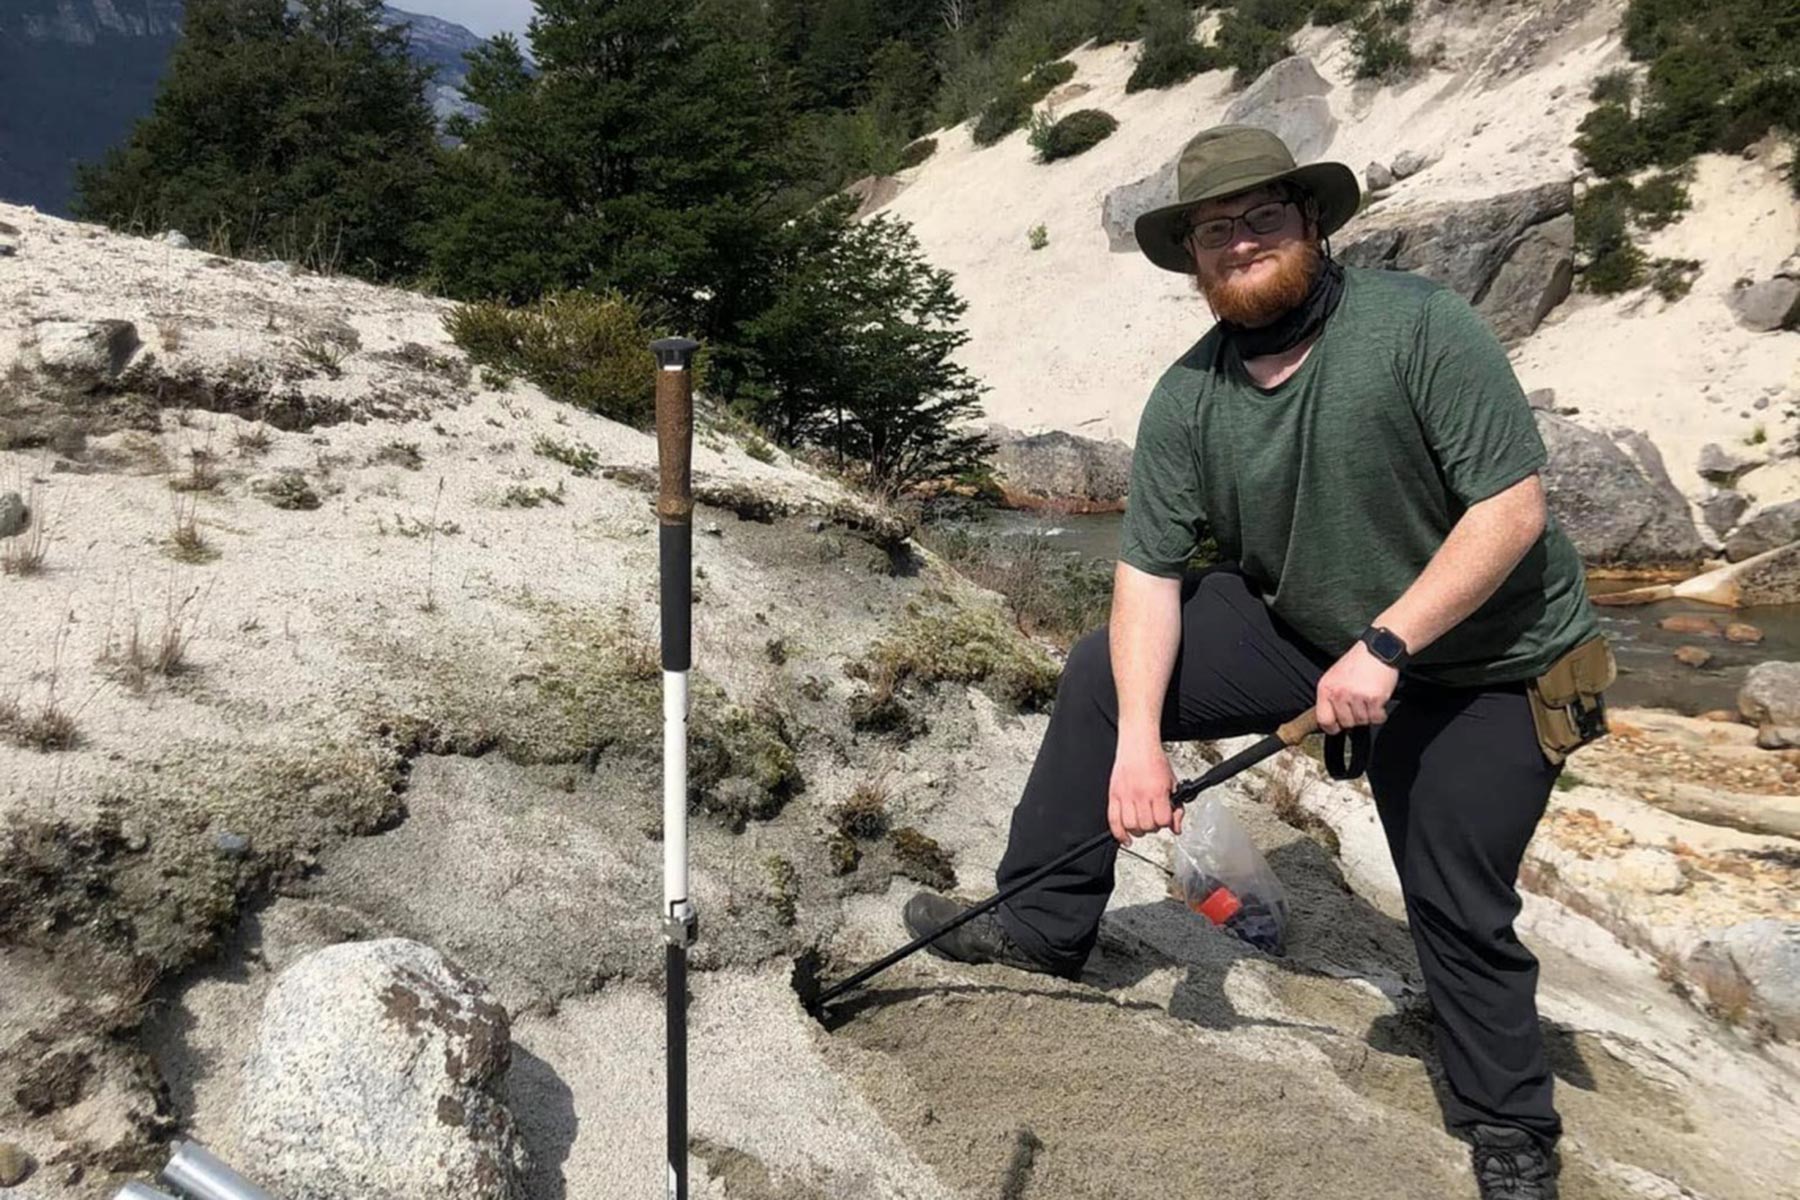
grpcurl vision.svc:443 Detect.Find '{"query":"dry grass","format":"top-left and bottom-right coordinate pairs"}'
top-left (168, 445), bottom-right (222, 493)
top-left (235, 423), bottom-right (272, 456)
top-left (1, 484), bottom-right (50, 577)
top-left (832, 776), bottom-right (893, 841)
top-left (166, 492), bottom-right (217, 563)
top-left (3, 613), bottom-right (86, 751)
top-left (100, 581), bottom-right (202, 692)
top-left (1260, 763), bottom-right (1341, 857)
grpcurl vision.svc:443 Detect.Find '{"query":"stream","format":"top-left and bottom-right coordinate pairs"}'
top-left (971, 509), bottom-right (1800, 715)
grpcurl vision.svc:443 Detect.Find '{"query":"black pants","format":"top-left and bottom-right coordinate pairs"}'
top-left (995, 567), bottom-right (1563, 1145)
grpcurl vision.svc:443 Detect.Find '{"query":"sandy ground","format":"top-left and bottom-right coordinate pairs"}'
top-left (876, 0), bottom-right (1800, 508)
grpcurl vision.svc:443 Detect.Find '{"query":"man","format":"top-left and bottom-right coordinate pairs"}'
top-left (902, 125), bottom-right (1606, 1200)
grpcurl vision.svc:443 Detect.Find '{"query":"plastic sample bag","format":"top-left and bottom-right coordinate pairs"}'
top-left (1171, 793), bottom-right (1290, 955)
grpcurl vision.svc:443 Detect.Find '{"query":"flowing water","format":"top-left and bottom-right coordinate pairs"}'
top-left (969, 509), bottom-right (1800, 714)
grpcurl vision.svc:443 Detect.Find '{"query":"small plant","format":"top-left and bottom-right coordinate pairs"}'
top-left (742, 433), bottom-right (777, 464)
top-left (1349, 2), bottom-right (1415, 82)
top-left (533, 434), bottom-right (599, 476)
top-left (763, 855), bottom-right (799, 927)
top-left (166, 492), bottom-right (217, 563)
top-left (259, 471), bottom-right (321, 511)
top-left (1028, 223), bottom-right (1049, 250)
top-left (1631, 171), bottom-right (1692, 230)
top-left (371, 440), bottom-right (423, 471)
top-left (422, 476), bottom-right (446, 613)
top-left (291, 329), bottom-right (350, 378)
top-left (169, 445), bottom-right (221, 493)
top-left (101, 582), bottom-right (202, 692)
top-left (235, 424), bottom-right (272, 456)
top-left (1747, 423), bottom-right (1768, 446)
top-left (1128, 0), bottom-right (1218, 94)
top-left (833, 779), bottom-right (892, 841)
top-left (500, 480), bottom-right (566, 509)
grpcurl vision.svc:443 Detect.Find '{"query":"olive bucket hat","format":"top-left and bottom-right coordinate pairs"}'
top-left (1134, 124), bottom-right (1361, 274)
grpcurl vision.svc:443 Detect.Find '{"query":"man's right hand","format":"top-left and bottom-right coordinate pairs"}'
top-left (1107, 737), bottom-right (1181, 846)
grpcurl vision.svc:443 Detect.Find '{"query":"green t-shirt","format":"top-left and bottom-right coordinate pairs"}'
top-left (1119, 265), bottom-right (1598, 687)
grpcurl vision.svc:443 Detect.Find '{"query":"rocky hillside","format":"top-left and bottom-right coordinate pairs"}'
top-left (0, 0), bottom-right (484, 216)
top-left (1, 192), bottom-right (1798, 1199)
top-left (874, 0), bottom-right (1799, 569)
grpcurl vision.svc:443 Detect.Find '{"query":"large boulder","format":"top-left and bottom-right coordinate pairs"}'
top-left (1687, 920), bottom-right (1800, 1040)
top-left (1535, 414), bottom-right (1704, 567)
top-left (1102, 157), bottom-right (1180, 252)
top-left (32, 318), bottom-right (140, 386)
top-left (1102, 57), bottom-right (1335, 255)
top-left (1724, 499), bottom-right (1800, 562)
top-left (992, 430), bottom-right (1132, 512)
top-left (1337, 181), bottom-right (1575, 343)
top-left (1697, 442), bottom-right (1764, 487)
top-left (1220, 57), bottom-right (1338, 166)
top-left (1739, 661), bottom-right (1800, 749)
top-left (239, 938), bottom-right (528, 1200)
top-left (1725, 256), bottom-right (1800, 333)
top-left (1701, 489), bottom-right (1750, 538)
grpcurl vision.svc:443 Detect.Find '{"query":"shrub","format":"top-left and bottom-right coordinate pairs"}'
top-left (1038, 109), bottom-right (1120, 161)
top-left (973, 86), bottom-right (1032, 147)
top-left (1648, 256), bottom-right (1701, 301)
top-left (1630, 171), bottom-right (1691, 229)
top-left (1093, 0), bottom-right (1146, 45)
top-left (1574, 103), bottom-right (1650, 177)
top-left (1028, 223), bottom-right (1049, 250)
top-left (1590, 68), bottom-right (1637, 105)
top-left (1216, 12), bottom-right (1295, 85)
top-left (1128, 0), bottom-right (1217, 93)
top-left (1310, 0), bottom-right (1369, 27)
top-left (1023, 60), bottom-right (1077, 104)
top-left (444, 291), bottom-right (661, 427)
top-left (896, 138), bottom-right (938, 170)
top-left (1349, 3), bottom-right (1415, 82)
top-left (1575, 182), bottom-right (1645, 294)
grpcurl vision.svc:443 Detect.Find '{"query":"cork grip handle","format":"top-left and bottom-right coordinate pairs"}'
top-left (1276, 709), bottom-right (1319, 746)
top-left (656, 365), bottom-right (693, 526)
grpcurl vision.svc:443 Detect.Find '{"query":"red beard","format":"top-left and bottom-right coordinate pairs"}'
top-left (1193, 239), bottom-right (1322, 328)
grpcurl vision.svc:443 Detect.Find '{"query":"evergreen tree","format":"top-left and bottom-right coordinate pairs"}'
top-left (75, 0), bottom-right (439, 279)
top-left (428, 0), bottom-right (796, 335)
top-left (732, 197), bottom-right (991, 496)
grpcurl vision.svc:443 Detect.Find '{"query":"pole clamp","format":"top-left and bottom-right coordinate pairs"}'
top-left (662, 900), bottom-right (698, 948)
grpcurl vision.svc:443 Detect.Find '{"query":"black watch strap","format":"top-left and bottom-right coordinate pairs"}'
top-left (1360, 624), bottom-right (1410, 669)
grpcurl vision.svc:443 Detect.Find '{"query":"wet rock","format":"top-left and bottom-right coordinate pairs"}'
top-left (1687, 920), bottom-right (1800, 1039)
top-left (0, 491), bottom-right (27, 538)
top-left (1697, 442), bottom-right (1763, 486)
top-left (1702, 489), bottom-right (1749, 538)
top-left (1725, 622), bottom-right (1765, 644)
top-left (0, 1142), bottom-right (33, 1187)
top-left (1338, 181), bottom-right (1573, 343)
top-left (32, 318), bottom-right (140, 386)
top-left (1725, 261), bottom-right (1800, 333)
top-left (239, 938), bottom-right (527, 1200)
top-left (1658, 615), bottom-right (1720, 637)
top-left (1535, 414), bottom-right (1704, 567)
top-left (1222, 58), bottom-right (1338, 166)
top-left (1365, 161), bottom-right (1395, 193)
top-left (1674, 645), bottom-right (1713, 669)
top-left (1724, 500), bottom-right (1800, 562)
top-left (991, 430), bottom-right (1131, 511)
top-left (1739, 661), bottom-right (1800, 748)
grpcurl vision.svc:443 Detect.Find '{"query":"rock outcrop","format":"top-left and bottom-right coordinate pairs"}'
top-left (991, 429), bottom-right (1132, 511)
top-left (1739, 661), bottom-right (1800, 749)
top-left (1725, 499), bottom-right (1800, 562)
top-left (1337, 181), bottom-right (1575, 343)
top-left (1220, 57), bottom-right (1337, 165)
top-left (1535, 413), bottom-right (1704, 567)
top-left (1725, 255), bottom-right (1800, 333)
top-left (1687, 920), bottom-right (1800, 1041)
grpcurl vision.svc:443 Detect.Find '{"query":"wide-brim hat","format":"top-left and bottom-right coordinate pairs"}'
top-left (1134, 124), bottom-right (1361, 274)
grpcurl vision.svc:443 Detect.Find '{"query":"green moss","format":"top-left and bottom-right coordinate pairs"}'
top-left (689, 701), bottom-right (801, 830)
top-left (848, 689), bottom-right (926, 742)
top-left (861, 597), bottom-right (1061, 713)
top-left (826, 832), bottom-right (861, 876)
top-left (763, 854), bottom-right (799, 927)
top-left (892, 826), bottom-right (956, 890)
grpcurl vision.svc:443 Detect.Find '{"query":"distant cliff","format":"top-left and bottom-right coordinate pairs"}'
top-left (0, 0), bottom-right (484, 216)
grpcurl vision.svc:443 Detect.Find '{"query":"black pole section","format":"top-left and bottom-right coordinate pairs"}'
top-left (808, 710), bottom-right (1319, 1013)
top-left (653, 335), bottom-right (700, 1200)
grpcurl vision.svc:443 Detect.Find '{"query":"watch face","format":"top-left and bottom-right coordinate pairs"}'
top-left (1369, 629), bottom-right (1404, 662)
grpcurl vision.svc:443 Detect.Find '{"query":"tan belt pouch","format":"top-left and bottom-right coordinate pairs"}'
top-left (1525, 636), bottom-right (1617, 765)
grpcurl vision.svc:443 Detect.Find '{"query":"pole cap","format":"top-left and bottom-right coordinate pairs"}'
top-left (650, 337), bottom-right (700, 370)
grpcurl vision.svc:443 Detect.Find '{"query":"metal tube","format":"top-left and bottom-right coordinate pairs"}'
top-left (651, 335), bottom-right (699, 1200)
top-left (161, 1140), bottom-right (276, 1200)
top-left (115, 1185), bottom-right (181, 1200)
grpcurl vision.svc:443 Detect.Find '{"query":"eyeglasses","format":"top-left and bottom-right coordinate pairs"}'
top-left (1181, 199), bottom-right (1297, 250)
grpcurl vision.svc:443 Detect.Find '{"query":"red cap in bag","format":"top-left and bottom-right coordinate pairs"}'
top-left (1197, 886), bottom-right (1241, 925)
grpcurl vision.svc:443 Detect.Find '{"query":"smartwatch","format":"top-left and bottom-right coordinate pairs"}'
top-left (1359, 625), bottom-right (1410, 670)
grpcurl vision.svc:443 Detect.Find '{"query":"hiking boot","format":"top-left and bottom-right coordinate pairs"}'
top-left (901, 892), bottom-right (1080, 980)
top-left (1470, 1125), bottom-right (1559, 1200)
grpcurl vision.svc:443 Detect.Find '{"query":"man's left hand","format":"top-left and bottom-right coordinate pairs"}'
top-left (1315, 641), bottom-right (1399, 734)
